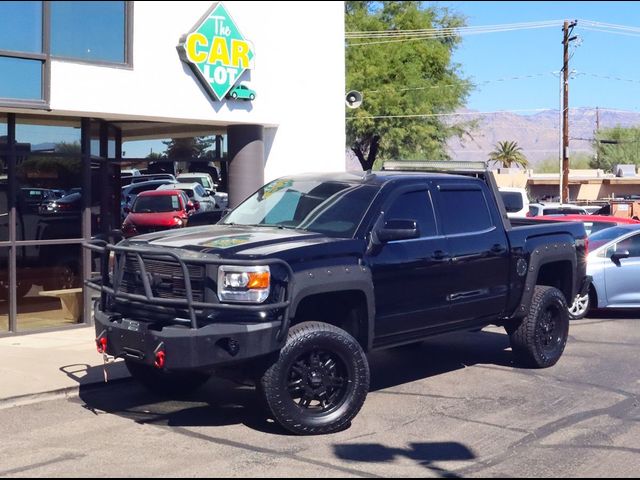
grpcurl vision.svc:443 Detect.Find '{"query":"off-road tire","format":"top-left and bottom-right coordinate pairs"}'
top-left (260, 321), bottom-right (369, 435)
top-left (508, 285), bottom-right (569, 368)
top-left (125, 359), bottom-right (210, 397)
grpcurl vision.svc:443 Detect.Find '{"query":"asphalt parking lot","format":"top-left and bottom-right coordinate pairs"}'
top-left (1, 313), bottom-right (639, 477)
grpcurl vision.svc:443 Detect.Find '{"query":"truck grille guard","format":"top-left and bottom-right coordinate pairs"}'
top-left (84, 239), bottom-right (294, 338)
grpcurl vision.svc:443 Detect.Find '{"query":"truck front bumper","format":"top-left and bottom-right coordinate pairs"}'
top-left (94, 308), bottom-right (282, 371)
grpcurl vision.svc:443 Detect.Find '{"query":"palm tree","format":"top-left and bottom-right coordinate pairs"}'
top-left (489, 141), bottom-right (529, 169)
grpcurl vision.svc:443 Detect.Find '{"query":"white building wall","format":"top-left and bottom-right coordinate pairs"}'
top-left (49, 1), bottom-right (346, 181)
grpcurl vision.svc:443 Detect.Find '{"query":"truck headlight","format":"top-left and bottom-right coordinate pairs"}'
top-left (217, 265), bottom-right (270, 303)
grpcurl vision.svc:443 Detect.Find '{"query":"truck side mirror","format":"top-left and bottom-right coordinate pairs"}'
top-left (376, 219), bottom-right (419, 243)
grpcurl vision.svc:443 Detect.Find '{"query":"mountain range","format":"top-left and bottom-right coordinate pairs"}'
top-left (448, 108), bottom-right (640, 168)
top-left (345, 108), bottom-right (640, 170)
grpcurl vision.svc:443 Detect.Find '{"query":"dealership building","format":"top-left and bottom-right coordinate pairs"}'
top-left (0, 1), bottom-right (346, 334)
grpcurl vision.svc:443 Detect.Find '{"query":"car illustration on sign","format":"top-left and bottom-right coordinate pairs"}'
top-left (226, 84), bottom-right (256, 101)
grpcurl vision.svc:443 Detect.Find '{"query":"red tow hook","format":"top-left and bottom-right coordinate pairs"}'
top-left (154, 349), bottom-right (166, 369)
top-left (96, 336), bottom-right (107, 354)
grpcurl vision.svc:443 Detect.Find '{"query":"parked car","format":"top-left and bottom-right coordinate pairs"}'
top-left (177, 172), bottom-right (217, 190)
top-left (38, 192), bottom-right (82, 214)
top-left (226, 84), bottom-right (256, 100)
top-left (121, 179), bottom-right (177, 220)
top-left (121, 168), bottom-right (141, 177)
top-left (157, 182), bottom-right (217, 212)
top-left (19, 188), bottom-right (59, 214)
top-left (122, 190), bottom-right (194, 238)
top-left (570, 224), bottom-right (640, 319)
top-left (532, 214), bottom-right (640, 237)
top-left (527, 203), bottom-right (588, 217)
top-left (129, 173), bottom-right (177, 184)
top-left (499, 187), bottom-right (529, 218)
top-left (88, 167), bottom-right (588, 435)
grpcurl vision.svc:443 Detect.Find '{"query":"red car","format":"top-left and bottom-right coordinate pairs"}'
top-left (122, 190), bottom-right (194, 238)
top-left (531, 214), bottom-right (640, 236)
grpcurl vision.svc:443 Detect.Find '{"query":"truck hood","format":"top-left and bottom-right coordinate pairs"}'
top-left (124, 224), bottom-right (359, 258)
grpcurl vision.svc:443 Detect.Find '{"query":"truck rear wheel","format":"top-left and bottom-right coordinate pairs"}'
top-left (260, 321), bottom-right (369, 435)
top-left (508, 285), bottom-right (569, 368)
top-left (125, 359), bottom-right (210, 397)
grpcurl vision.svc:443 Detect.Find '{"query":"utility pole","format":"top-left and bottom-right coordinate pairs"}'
top-left (595, 106), bottom-right (600, 169)
top-left (561, 20), bottom-right (578, 203)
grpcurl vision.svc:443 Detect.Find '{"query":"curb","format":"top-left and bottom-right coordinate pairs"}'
top-left (0, 376), bottom-right (132, 411)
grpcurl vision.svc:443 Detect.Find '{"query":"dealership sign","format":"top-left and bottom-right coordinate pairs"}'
top-left (178, 2), bottom-right (255, 101)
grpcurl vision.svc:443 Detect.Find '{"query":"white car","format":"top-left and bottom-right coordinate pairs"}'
top-left (176, 172), bottom-right (228, 210)
top-left (499, 187), bottom-right (529, 218)
top-left (157, 182), bottom-right (217, 212)
top-left (527, 203), bottom-right (588, 217)
top-left (177, 172), bottom-right (218, 191)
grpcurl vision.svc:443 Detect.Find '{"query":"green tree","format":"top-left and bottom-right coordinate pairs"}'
top-left (536, 153), bottom-right (592, 173)
top-left (161, 137), bottom-right (215, 160)
top-left (592, 126), bottom-right (640, 172)
top-left (488, 141), bottom-right (529, 169)
top-left (345, 1), bottom-right (473, 169)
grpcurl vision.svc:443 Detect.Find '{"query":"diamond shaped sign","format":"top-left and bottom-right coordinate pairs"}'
top-left (178, 2), bottom-right (255, 101)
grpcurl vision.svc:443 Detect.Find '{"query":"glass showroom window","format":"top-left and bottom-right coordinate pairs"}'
top-left (51, 1), bottom-right (128, 64)
top-left (15, 116), bottom-right (85, 332)
top-left (0, 1), bottom-right (45, 104)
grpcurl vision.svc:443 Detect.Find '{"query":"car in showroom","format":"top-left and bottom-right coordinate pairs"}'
top-left (120, 179), bottom-right (178, 221)
top-left (122, 189), bottom-right (194, 238)
top-left (157, 182), bottom-right (217, 212)
top-left (569, 224), bottom-right (640, 319)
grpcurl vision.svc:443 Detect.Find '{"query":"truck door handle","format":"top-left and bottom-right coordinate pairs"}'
top-left (431, 250), bottom-right (451, 261)
top-left (490, 244), bottom-right (506, 254)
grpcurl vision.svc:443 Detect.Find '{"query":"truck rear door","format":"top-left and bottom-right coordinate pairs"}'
top-left (432, 180), bottom-right (511, 323)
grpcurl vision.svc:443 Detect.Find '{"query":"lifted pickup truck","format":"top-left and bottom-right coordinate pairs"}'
top-left (86, 163), bottom-right (589, 435)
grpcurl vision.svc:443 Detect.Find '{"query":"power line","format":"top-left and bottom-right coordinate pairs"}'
top-left (362, 73), bottom-right (555, 94)
top-left (346, 20), bottom-right (563, 37)
top-left (345, 20), bottom-right (563, 46)
top-left (346, 108), bottom-right (555, 120)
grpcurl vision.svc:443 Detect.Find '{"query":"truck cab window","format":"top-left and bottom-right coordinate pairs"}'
top-left (386, 190), bottom-right (437, 238)
top-left (439, 189), bottom-right (493, 235)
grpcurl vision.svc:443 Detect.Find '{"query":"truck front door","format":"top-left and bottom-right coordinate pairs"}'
top-left (368, 187), bottom-right (452, 343)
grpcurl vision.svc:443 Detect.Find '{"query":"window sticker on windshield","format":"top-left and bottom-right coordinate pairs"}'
top-left (259, 179), bottom-right (293, 200)
top-left (172, 196), bottom-right (179, 209)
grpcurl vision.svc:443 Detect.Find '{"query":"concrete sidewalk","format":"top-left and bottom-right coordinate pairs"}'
top-left (0, 326), bottom-right (130, 409)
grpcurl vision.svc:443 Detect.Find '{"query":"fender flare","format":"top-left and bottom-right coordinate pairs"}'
top-left (511, 241), bottom-right (577, 319)
top-left (288, 264), bottom-right (375, 351)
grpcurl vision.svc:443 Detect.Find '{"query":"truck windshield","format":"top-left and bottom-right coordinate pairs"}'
top-left (221, 178), bottom-right (377, 237)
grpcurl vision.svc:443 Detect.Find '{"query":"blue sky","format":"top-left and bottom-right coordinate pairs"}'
top-left (437, 1), bottom-right (640, 113)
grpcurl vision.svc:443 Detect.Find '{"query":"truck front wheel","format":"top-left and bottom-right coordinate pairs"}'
top-left (125, 360), bottom-right (210, 397)
top-left (260, 321), bottom-right (370, 435)
top-left (507, 285), bottom-right (569, 368)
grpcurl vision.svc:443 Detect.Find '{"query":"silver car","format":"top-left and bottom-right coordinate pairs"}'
top-left (569, 224), bottom-right (640, 318)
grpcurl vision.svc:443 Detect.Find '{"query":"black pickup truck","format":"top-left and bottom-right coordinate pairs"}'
top-left (87, 163), bottom-right (589, 435)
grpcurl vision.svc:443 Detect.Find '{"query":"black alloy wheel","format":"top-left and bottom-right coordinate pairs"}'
top-left (260, 321), bottom-right (369, 435)
top-left (508, 285), bottom-right (569, 368)
top-left (287, 347), bottom-right (349, 414)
